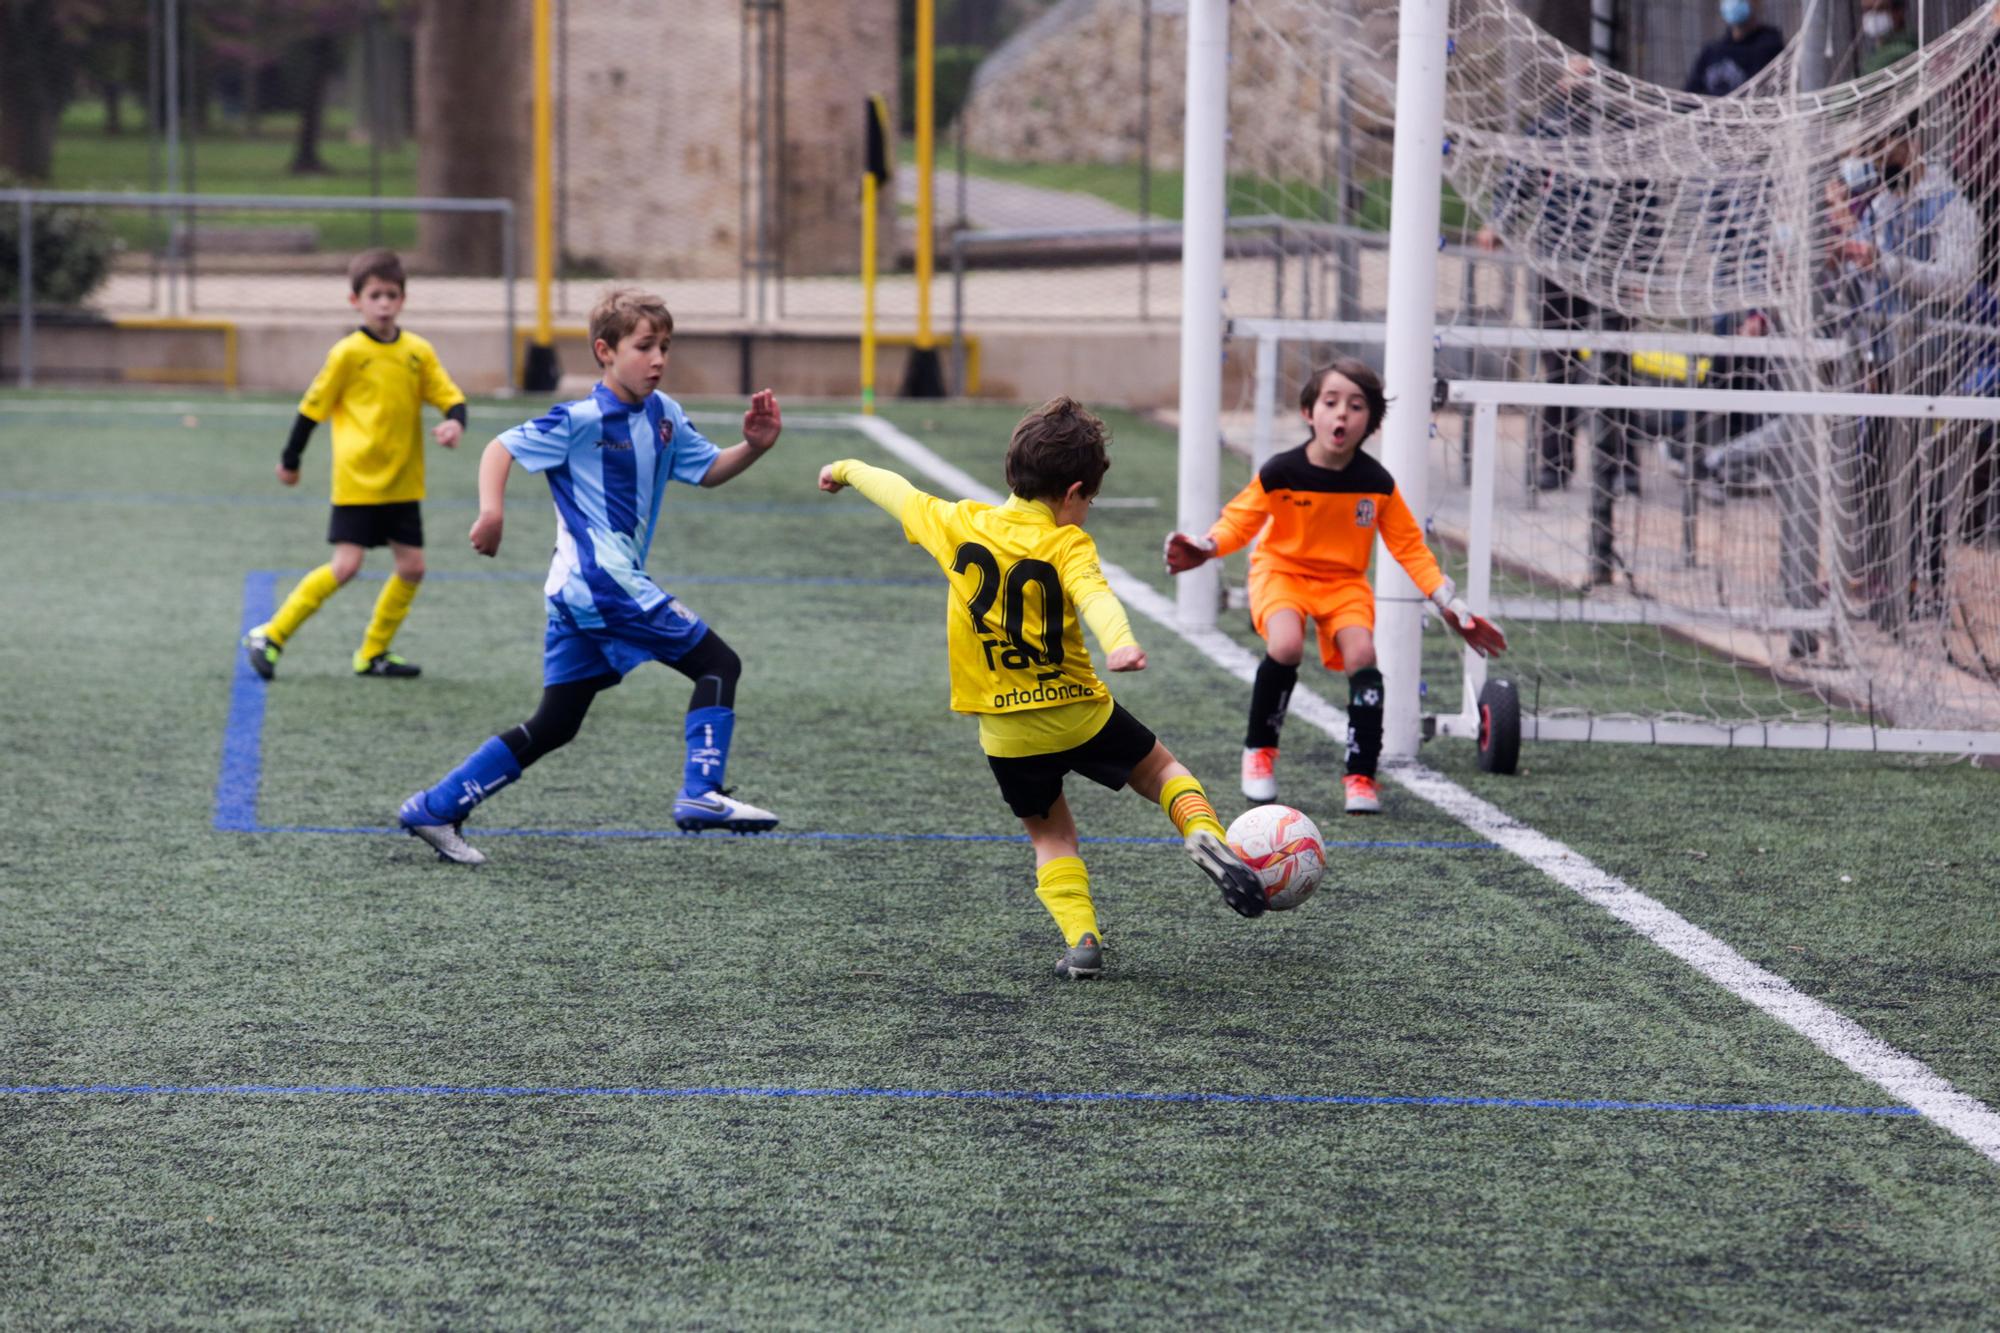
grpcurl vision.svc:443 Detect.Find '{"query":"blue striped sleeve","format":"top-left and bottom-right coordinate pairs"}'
top-left (501, 404), bottom-right (576, 473)
top-left (658, 394), bottom-right (722, 485)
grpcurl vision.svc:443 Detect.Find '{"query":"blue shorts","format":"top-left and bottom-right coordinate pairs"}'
top-left (543, 596), bottom-right (711, 686)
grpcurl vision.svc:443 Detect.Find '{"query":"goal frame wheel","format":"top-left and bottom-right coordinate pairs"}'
top-left (1476, 678), bottom-right (1521, 775)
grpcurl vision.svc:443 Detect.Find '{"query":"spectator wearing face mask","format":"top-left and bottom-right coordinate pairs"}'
top-left (1860, 0), bottom-right (1918, 77)
top-left (1831, 117), bottom-right (1981, 625)
top-left (1686, 0), bottom-right (1786, 97)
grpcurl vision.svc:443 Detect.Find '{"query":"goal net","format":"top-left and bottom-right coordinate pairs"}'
top-left (1218, 0), bottom-right (2000, 752)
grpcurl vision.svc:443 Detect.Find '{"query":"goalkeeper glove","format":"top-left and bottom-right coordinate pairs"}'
top-left (1163, 531), bottom-right (1217, 574)
top-left (1430, 582), bottom-right (1509, 657)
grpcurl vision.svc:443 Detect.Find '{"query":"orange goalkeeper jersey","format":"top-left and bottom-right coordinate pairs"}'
top-left (1207, 445), bottom-right (1447, 597)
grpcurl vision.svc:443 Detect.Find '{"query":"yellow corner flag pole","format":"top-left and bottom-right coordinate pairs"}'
top-left (914, 0), bottom-right (934, 351)
top-left (522, 0), bottom-right (559, 391)
top-left (901, 0), bottom-right (945, 398)
top-left (862, 95), bottom-right (891, 416)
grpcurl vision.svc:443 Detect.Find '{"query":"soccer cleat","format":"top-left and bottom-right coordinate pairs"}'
top-left (1240, 746), bottom-right (1279, 802)
top-left (1343, 774), bottom-right (1382, 815)
top-left (673, 789), bottom-right (779, 834)
top-left (397, 791), bottom-right (486, 865)
top-left (1183, 826), bottom-right (1267, 919)
top-left (1054, 932), bottom-right (1104, 981)
top-left (242, 630), bottom-right (281, 680)
top-left (355, 652), bottom-right (421, 678)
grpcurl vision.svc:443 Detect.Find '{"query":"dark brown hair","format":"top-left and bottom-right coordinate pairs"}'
top-left (1005, 396), bottom-right (1111, 502)
top-left (347, 248), bottom-right (406, 295)
top-left (589, 288), bottom-right (675, 364)
top-left (1298, 357), bottom-right (1387, 444)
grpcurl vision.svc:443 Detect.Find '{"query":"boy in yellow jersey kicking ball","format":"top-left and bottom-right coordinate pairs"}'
top-left (241, 248), bottom-right (468, 680)
top-left (819, 398), bottom-right (1266, 981)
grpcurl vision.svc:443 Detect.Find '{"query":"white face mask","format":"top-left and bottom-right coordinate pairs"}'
top-left (1862, 11), bottom-right (1897, 38)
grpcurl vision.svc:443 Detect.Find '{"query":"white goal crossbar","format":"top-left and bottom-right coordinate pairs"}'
top-left (1237, 317), bottom-right (1853, 466)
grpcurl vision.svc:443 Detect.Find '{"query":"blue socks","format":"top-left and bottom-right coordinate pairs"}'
top-left (421, 708), bottom-right (732, 819)
top-left (681, 705), bottom-right (734, 799)
top-left (422, 736), bottom-right (522, 821)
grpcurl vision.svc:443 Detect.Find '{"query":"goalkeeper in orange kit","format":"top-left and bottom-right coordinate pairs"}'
top-left (1165, 358), bottom-right (1506, 814)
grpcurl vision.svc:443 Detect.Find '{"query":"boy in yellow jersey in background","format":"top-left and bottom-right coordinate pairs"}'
top-left (241, 248), bottom-right (468, 680)
top-left (819, 397), bottom-right (1266, 981)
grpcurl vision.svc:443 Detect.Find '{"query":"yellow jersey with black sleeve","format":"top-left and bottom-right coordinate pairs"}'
top-left (828, 458), bottom-right (1141, 758)
top-left (298, 327), bottom-right (466, 505)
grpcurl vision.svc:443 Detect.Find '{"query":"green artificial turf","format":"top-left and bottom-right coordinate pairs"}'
top-left (1, 390), bottom-right (1996, 1326)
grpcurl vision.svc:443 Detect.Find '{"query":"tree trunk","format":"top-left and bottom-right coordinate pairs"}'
top-left (245, 55), bottom-right (262, 135)
top-left (0, 1), bottom-right (74, 181)
top-left (103, 81), bottom-right (124, 134)
top-left (415, 0), bottom-right (525, 274)
top-left (289, 34), bottom-right (337, 174)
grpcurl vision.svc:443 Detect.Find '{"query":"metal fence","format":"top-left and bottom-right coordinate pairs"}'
top-left (2, 0), bottom-right (1991, 363)
top-left (2, 189), bottom-right (514, 389)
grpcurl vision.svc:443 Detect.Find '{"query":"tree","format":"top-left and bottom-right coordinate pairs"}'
top-left (73, 0), bottom-right (148, 136)
top-left (201, 0), bottom-right (373, 171)
top-left (413, 0), bottom-right (523, 273)
top-left (0, 0), bottom-right (103, 181)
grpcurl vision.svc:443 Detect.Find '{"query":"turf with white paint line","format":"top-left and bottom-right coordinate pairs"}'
top-left (851, 412), bottom-right (2000, 1170)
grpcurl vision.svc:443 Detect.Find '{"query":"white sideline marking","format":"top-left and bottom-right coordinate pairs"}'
top-left (851, 413), bottom-right (2000, 1169)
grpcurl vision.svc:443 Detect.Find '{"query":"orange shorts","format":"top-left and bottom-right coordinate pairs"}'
top-left (1249, 569), bottom-right (1375, 671)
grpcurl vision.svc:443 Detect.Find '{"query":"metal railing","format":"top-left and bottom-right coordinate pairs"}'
top-left (3, 189), bottom-right (515, 389)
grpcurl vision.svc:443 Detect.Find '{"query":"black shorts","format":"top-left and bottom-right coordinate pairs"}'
top-left (985, 701), bottom-right (1158, 821)
top-left (328, 501), bottom-right (424, 548)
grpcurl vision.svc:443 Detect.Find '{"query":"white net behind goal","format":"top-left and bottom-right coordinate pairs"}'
top-left (1221, 0), bottom-right (2000, 748)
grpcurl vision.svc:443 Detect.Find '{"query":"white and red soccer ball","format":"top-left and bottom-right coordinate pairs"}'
top-left (1224, 804), bottom-right (1327, 912)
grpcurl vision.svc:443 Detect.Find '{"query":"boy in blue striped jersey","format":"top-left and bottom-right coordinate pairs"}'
top-left (397, 289), bottom-right (782, 863)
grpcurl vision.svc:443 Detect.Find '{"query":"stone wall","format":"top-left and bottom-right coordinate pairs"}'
top-left (417, 0), bottom-right (897, 285)
top-left (959, 1), bottom-right (1398, 183)
top-left (777, 2), bottom-right (900, 276)
top-left (558, 0), bottom-right (897, 280)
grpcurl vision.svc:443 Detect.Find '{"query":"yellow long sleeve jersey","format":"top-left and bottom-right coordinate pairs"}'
top-left (829, 459), bottom-right (1141, 757)
top-left (1208, 444), bottom-right (1447, 597)
top-left (298, 327), bottom-right (466, 504)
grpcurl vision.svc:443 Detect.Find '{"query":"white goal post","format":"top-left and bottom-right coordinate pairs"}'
top-left (1177, 0), bottom-right (2000, 758)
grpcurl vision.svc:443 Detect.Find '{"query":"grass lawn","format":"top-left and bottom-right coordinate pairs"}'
top-left (49, 100), bottom-right (419, 253)
top-left (908, 141), bottom-right (1473, 233)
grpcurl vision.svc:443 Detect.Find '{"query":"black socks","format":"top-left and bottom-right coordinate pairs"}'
top-left (1346, 666), bottom-right (1384, 778)
top-left (1245, 655), bottom-right (1299, 749)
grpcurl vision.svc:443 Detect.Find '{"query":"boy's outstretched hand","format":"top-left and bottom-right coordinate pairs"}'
top-left (817, 464), bottom-right (845, 493)
top-left (433, 419), bottom-right (465, 449)
top-left (469, 511), bottom-right (503, 558)
top-left (744, 389), bottom-right (782, 451)
top-left (1438, 599), bottom-right (1509, 657)
top-left (1106, 644), bottom-right (1147, 672)
top-left (1163, 531), bottom-right (1217, 574)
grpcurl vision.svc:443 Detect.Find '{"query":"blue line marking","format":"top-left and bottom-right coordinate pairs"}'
top-left (0, 1082), bottom-right (1917, 1118)
top-left (214, 571), bottom-right (275, 832)
top-left (262, 824), bottom-right (1494, 849)
top-left (215, 570), bottom-right (1495, 851)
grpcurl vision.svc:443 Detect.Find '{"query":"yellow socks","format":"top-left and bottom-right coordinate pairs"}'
top-left (261, 563), bottom-right (341, 647)
top-left (356, 574), bottom-right (420, 666)
top-left (1035, 856), bottom-right (1100, 947)
top-left (1160, 773), bottom-right (1227, 842)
